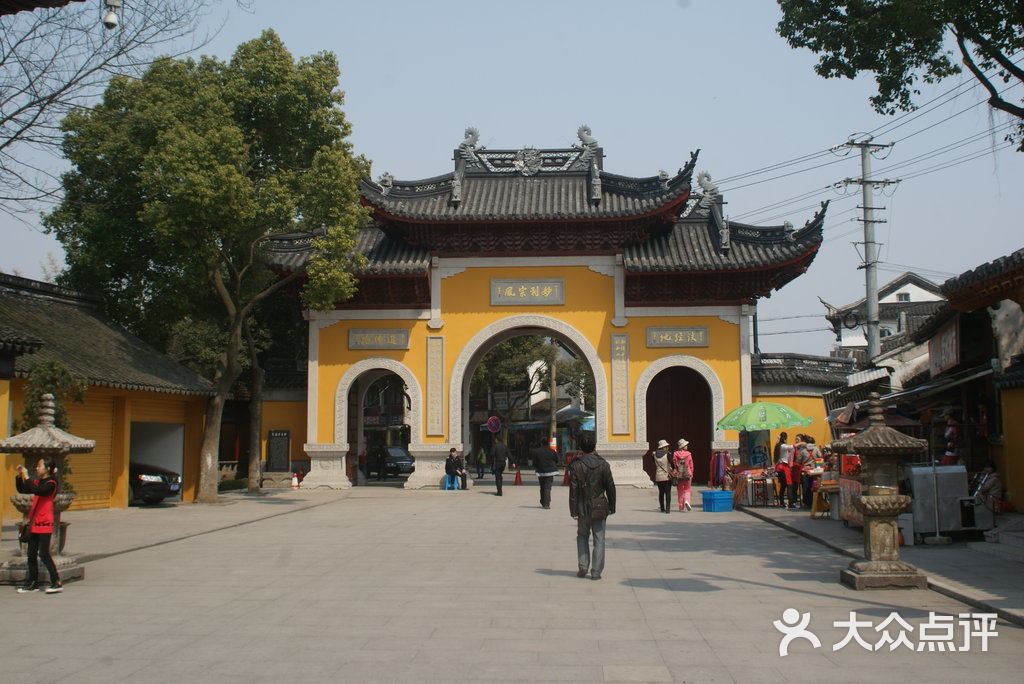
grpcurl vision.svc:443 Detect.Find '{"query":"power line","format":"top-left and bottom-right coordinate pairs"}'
top-left (758, 328), bottom-right (833, 336)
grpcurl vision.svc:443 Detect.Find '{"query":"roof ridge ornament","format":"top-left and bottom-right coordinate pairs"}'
top-left (577, 124), bottom-right (598, 149)
top-left (696, 171), bottom-right (720, 209)
top-left (375, 172), bottom-right (394, 196)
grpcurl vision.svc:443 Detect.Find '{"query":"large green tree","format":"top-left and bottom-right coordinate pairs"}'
top-left (45, 30), bottom-right (368, 502)
top-left (777, 1), bottom-right (1024, 147)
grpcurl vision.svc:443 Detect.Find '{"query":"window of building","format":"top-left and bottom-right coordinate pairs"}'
top-left (896, 293), bottom-right (910, 302)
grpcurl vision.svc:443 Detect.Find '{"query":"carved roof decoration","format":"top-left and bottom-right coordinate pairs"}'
top-left (361, 126), bottom-right (699, 226)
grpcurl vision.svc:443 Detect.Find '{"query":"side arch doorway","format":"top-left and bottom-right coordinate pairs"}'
top-left (644, 366), bottom-right (712, 484)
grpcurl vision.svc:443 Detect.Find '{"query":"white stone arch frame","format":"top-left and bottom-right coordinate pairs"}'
top-left (334, 357), bottom-right (423, 450)
top-left (448, 315), bottom-right (608, 448)
top-left (634, 354), bottom-right (728, 447)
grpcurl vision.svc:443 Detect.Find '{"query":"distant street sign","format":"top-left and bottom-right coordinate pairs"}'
top-left (486, 416), bottom-right (502, 433)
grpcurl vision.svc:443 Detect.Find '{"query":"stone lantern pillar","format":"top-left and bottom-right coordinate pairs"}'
top-left (832, 393), bottom-right (928, 590)
top-left (0, 394), bottom-right (94, 585)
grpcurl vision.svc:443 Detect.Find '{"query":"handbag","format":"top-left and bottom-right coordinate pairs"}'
top-left (18, 523), bottom-right (31, 543)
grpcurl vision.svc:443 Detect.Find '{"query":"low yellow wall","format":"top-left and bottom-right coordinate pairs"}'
top-left (261, 401), bottom-right (309, 466)
top-left (3, 379), bottom-right (206, 518)
top-left (751, 392), bottom-right (832, 454)
top-left (1001, 388), bottom-right (1024, 504)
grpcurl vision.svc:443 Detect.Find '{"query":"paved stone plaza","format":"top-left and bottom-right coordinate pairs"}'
top-left (2, 482), bottom-right (1022, 683)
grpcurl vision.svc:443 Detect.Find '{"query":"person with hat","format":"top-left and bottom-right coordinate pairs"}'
top-left (672, 438), bottom-right (694, 512)
top-left (653, 439), bottom-right (673, 514)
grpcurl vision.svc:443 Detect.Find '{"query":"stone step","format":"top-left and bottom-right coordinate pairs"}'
top-left (1000, 531), bottom-right (1024, 550)
top-left (968, 541), bottom-right (1024, 564)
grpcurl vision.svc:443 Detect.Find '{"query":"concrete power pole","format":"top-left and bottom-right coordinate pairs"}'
top-left (842, 137), bottom-right (898, 361)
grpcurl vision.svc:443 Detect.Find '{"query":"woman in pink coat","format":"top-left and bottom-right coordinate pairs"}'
top-left (672, 438), bottom-right (694, 512)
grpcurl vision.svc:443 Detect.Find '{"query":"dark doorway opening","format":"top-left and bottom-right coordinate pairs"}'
top-left (645, 366), bottom-right (712, 484)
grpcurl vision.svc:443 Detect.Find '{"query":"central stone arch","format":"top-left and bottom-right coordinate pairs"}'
top-left (634, 354), bottom-right (728, 447)
top-left (334, 357), bottom-right (423, 451)
top-left (448, 314), bottom-right (607, 448)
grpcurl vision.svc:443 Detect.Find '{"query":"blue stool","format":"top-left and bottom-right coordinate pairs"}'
top-left (445, 475), bottom-right (459, 490)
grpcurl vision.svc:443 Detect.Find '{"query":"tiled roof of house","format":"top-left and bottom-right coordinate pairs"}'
top-left (0, 273), bottom-right (213, 395)
top-left (752, 353), bottom-right (855, 388)
top-left (942, 247), bottom-right (1024, 311)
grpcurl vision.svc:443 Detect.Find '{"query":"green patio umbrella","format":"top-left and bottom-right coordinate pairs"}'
top-left (716, 401), bottom-right (813, 431)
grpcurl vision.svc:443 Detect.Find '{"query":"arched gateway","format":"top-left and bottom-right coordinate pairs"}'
top-left (267, 127), bottom-right (826, 488)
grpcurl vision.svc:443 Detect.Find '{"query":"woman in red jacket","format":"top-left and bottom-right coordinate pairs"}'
top-left (15, 457), bottom-right (62, 594)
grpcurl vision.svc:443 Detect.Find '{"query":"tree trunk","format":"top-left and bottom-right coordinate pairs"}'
top-left (195, 388), bottom-right (228, 503)
top-left (194, 321), bottom-right (243, 504)
top-left (245, 322), bottom-right (264, 495)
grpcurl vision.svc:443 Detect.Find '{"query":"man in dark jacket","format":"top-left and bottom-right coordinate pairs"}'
top-left (532, 438), bottom-right (560, 509)
top-left (568, 433), bottom-right (615, 580)
top-left (444, 448), bottom-right (461, 490)
top-left (491, 437), bottom-right (510, 496)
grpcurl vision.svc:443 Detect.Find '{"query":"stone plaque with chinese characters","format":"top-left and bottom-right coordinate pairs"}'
top-left (426, 336), bottom-right (444, 436)
top-left (645, 326), bottom-right (709, 348)
top-left (348, 329), bottom-right (410, 350)
top-left (490, 279), bottom-right (565, 306)
top-left (611, 334), bottom-right (629, 435)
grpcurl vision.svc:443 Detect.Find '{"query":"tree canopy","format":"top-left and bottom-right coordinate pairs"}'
top-left (45, 30), bottom-right (369, 501)
top-left (777, 1), bottom-right (1024, 148)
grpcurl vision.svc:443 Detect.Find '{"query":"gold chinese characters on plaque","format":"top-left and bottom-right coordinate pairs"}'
top-left (645, 327), bottom-right (709, 348)
top-left (348, 329), bottom-right (410, 350)
top-left (490, 279), bottom-right (565, 306)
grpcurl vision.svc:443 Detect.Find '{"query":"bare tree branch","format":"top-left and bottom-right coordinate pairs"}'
top-left (0, 1), bottom-right (230, 215)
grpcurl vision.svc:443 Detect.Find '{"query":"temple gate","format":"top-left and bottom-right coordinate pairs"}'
top-left (267, 126), bottom-right (826, 488)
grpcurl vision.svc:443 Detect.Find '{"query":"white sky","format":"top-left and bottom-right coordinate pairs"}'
top-left (3, 0), bottom-right (1021, 355)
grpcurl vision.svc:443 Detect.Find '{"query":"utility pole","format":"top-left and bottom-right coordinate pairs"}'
top-left (842, 136), bottom-right (898, 361)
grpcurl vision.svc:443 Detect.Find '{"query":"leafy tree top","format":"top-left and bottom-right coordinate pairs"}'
top-left (777, 1), bottom-right (1024, 146)
top-left (45, 29), bottom-right (369, 347)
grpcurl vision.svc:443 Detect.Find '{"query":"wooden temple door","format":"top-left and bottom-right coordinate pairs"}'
top-left (645, 366), bottom-right (713, 484)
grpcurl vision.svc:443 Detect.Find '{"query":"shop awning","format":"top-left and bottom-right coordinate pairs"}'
top-left (880, 366), bottom-right (993, 404)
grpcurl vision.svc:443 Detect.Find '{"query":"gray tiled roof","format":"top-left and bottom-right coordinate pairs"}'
top-left (623, 207), bottom-right (825, 273)
top-left (0, 322), bottom-right (42, 354)
top-left (360, 171), bottom-right (691, 223)
top-left (942, 247), bottom-right (1024, 296)
top-left (0, 275), bottom-right (213, 395)
top-left (267, 227), bottom-right (430, 275)
top-left (752, 353), bottom-right (855, 389)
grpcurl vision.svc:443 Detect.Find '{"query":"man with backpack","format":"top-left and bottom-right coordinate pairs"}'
top-left (568, 432), bottom-right (616, 580)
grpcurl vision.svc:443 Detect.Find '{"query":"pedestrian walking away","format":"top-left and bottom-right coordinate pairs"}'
top-left (652, 439), bottom-right (672, 513)
top-left (476, 445), bottom-right (487, 479)
top-left (14, 458), bottom-right (63, 594)
top-left (672, 438), bottom-right (694, 511)
top-left (491, 437), bottom-right (510, 496)
top-left (569, 432), bottom-right (616, 580)
top-left (532, 438), bottom-right (560, 509)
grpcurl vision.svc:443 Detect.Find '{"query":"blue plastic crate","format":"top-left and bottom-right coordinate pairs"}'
top-left (701, 490), bottom-right (734, 512)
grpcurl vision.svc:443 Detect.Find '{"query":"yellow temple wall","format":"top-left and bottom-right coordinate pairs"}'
top-left (750, 392), bottom-right (832, 452)
top-left (1000, 387), bottom-right (1024, 504)
top-left (314, 264), bottom-right (743, 447)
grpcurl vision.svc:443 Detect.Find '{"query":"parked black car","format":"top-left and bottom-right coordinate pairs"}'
top-left (130, 462), bottom-right (182, 505)
top-left (369, 446), bottom-right (415, 478)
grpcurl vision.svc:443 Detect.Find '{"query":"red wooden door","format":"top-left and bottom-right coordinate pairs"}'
top-left (645, 367), bottom-right (713, 484)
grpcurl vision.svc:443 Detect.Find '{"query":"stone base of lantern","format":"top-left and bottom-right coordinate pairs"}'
top-left (0, 554), bottom-right (84, 585)
top-left (840, 564), bottom-right (927, 590)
